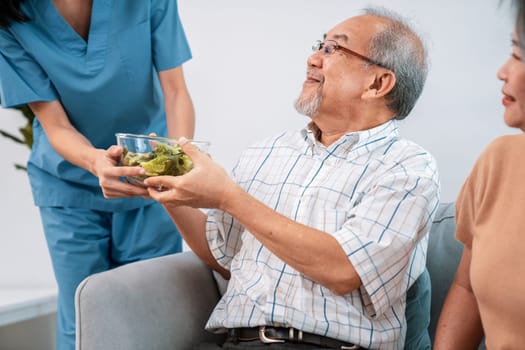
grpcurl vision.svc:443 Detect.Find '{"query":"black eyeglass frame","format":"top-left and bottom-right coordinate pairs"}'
top-left (312, 39), bottom-right (387, 69)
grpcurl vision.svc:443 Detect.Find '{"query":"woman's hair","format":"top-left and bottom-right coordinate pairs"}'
top-left (516, 0), bottom-right (525, 45)
top-left (0, 0), bottom-right (30, 28)
top-left (362, 7), bottom-right (428, 120)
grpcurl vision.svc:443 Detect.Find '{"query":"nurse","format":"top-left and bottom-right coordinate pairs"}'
top-left (0, 1), bottom-right (195, 349)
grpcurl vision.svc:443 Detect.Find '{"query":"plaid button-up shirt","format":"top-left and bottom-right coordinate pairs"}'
top-left (204, 120), bottom-right (440, 349)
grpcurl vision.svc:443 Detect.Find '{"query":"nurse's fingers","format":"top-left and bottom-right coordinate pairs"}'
top-left (111, 165), bottom-right (146, 177)
top-left (106, 145), bottom-right (124, 163)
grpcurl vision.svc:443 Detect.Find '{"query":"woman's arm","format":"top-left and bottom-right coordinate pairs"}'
top-left (29, 100), bottom-right (148, 198)
top-left (434, 245), bottom-right (484, 349)
top-left (158, 66), bottom-right (195, 139)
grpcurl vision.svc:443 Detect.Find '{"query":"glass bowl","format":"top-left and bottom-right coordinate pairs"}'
top-left (115, 133), bottom-right (210, 187)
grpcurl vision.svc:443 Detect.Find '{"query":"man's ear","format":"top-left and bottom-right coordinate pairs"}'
top-left (362, 70), bottom-right (396, 99)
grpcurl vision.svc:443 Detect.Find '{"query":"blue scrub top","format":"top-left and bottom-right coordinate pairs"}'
top-left (0, 0), bottom-right (192, 210)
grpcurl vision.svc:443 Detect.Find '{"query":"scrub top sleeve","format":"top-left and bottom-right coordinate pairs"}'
top-left (0, 30), bottom-right (59, 108)
top-left (150, 0), bottom-right (192, 72)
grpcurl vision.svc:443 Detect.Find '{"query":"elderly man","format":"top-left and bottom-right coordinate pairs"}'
top-left (145, 7), bottom-right (439, 350)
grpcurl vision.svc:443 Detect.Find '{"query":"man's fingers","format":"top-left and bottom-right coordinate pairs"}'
top-left (144, 175), bottom-right (172, 190)
top-left (178, 137), bottom-right (201, 159)
top-left (146, 184), bottom-right (181, 205)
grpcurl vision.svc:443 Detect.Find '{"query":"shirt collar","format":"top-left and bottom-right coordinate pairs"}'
top-left (301, 119), bottom-right (399, 158)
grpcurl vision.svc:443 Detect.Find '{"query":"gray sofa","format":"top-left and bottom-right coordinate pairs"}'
top-left (75, 202), bottom-right (473, 350)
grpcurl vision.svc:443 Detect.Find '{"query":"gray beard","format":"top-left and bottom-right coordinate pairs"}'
top-left (294, 88), bottom-right (322, 117)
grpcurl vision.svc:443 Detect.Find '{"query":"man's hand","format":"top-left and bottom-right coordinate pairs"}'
top-left (92, 145), bottom-right (150, 198)
top-left (144, 138), bottom-right (236, 209)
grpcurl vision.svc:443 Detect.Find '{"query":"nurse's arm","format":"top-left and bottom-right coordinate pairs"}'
top-left (28, 100), bottom-right (149, 198)
top-left (433, 245), bottom-right (484, 349)
top-left (158, 66), bottom-right (195, 139)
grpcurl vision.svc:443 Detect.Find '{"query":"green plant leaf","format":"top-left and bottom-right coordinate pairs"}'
top-left (0, 129), bottom-right (25, 144)
top-left (0, 99), bottom-right (34, 170)
top-left (19, 123), bottom-right (33, 149)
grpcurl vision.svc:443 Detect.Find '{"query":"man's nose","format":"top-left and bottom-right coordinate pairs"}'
top-left (307, 50), bottom-right (323, 68)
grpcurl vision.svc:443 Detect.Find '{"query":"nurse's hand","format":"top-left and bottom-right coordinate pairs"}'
top-left (144, 138), bottom-right (235, 210)
top-left (92, 145), bottom-right (150, 198)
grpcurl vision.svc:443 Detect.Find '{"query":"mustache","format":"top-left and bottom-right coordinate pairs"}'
top-left (307, 69), bottom-right (324, 83)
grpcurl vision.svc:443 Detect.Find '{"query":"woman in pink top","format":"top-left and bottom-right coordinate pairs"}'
top-left (434, 1), bottom-right (525, 349)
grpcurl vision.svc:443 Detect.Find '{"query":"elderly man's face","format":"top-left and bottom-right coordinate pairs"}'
top-left (295, 15), bottom-right (386, 118)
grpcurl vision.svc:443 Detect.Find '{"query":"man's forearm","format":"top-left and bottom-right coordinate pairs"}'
top-left (222, 185), bottom-right (360, 295)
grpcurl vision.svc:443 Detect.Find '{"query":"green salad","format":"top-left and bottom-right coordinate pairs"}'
top-left (122, 142), bottom-right (193, 179)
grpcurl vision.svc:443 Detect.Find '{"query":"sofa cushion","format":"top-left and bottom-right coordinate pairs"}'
top-left (426, 202), bottom-right (462, 342)
top-left (405, 268), bottom-right (431, 349)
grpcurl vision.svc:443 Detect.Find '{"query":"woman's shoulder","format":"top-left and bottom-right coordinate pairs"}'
top-left (468, 133), bottom-right (525, 178)
top-left (483, 133), bottom-right (525, 157)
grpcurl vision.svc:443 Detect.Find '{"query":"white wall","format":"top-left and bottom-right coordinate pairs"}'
top-left (0, 108), bottom-right (55, 287)
top-left (0, 0), bottom-right (516, 286)
top-left (178, 0), bottom-right (516, 201)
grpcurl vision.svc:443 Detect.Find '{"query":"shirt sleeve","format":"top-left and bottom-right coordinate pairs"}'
top-left (150, 0), bottom-right (192, 72)
top-left (455, 137), bottom-right (505, 248)
top-left (205, 208), bottom-right (245, 270)
top-left (333, 152), bottom-right (440, 317)
top-left (205, 164), bottom-right (245, 270)
top-left (455, 174), bottom-right (476, 248)
top-left (0, 29), bottom-right (58, 108)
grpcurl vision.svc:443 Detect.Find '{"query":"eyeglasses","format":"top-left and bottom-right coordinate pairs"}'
top-left (312, 40), bottom-right (386, 68)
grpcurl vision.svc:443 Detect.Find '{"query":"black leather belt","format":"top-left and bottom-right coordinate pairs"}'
top-left (227, 326), bottom-right (361, 349)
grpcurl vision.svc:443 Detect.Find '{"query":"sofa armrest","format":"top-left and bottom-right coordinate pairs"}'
top-left (75, 251), bottom-right (225, 350)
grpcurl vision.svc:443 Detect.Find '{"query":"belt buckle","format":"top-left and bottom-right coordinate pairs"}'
top-left (258, 326), bottom-right (285, 344)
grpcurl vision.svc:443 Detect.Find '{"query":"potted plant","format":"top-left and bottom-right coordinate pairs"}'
top-left (0, 100), bottom-right (34, 170)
